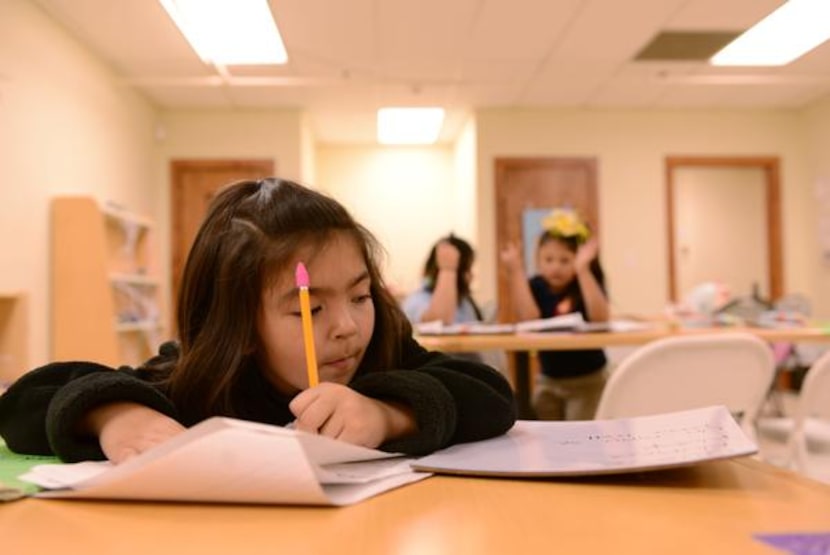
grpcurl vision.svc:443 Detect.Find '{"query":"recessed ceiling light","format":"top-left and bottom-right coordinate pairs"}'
top-left (159, 0), bottom-right (287, 65)
top-left (377, 108), bottom-right (445, 145)
top-left (711, 0), bottom-right (830, 66)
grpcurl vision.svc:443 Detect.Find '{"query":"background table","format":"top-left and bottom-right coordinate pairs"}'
top-left (417, 325), bottom-right (830, 418)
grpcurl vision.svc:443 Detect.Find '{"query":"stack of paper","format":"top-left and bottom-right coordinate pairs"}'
top-left (20, 418), bottom-right (429, 506)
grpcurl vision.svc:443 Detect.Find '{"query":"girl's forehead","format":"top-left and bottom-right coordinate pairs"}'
top-left (539, 239), bottom-right (572, 255)
top-left (270, 233), bottom-right (368, 289)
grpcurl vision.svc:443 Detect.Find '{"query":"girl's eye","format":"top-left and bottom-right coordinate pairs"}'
top-left (291, 305), bottom-right (322, 317)
top-left (353, 293), bottom-right (372, 304)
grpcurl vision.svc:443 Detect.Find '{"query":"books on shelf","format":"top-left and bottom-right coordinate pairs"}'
top-left (416, 313), bottom-right (653, 336)
top-left (16, 406), bottom-right (755, 505)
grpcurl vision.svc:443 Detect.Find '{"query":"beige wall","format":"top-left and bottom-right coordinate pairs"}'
top-left (3, 0), bottom-right (830, 374)
top-left (802, 96), bottom-right (830, 317)
top-left (453, 117), bottom-right (478, 251)
top-left (475, 108), bottom-right (813, 316)
top-left (1, 0), bottom-right (161, 368)
top-left (315, 146), bottom-right (458, 297)
top-left (156, 108), bottom-right (305, 321)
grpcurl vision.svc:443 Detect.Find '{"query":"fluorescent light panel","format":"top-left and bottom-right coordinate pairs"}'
top-left (377, 108), bottom-right (445, 145)
top-left (711, 0), bottom-right (830, 66)
top-left (159, 0), bottom-right (287, 65)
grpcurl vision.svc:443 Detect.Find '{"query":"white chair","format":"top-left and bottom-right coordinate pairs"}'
top-left (595, 332), bottom-right (776, 441)
top-left (757, 350), bottom-right (830, 481)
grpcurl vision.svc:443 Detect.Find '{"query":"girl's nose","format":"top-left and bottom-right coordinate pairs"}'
top-left (330, 304), bottom-right (359, 339)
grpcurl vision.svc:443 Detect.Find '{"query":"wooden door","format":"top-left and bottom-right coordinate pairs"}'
top-left (666, 156), bottom-right (782, 303)
top-left (170, 159), bottom-right (275, 321)
top-left (495, 158), bottom-right (599, 323)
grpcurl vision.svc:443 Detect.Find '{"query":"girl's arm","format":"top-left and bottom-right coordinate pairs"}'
top-left (575, 238), bottom-right (610, 322)
top-left (0, 360), bottom-right (178, 462)
top-left (500, 243), bottom-right (541, 320)
top-left (82, 401), bottom-right (185, 463)
top-left (349, 336), bottom-right (517, 456)
top-left (417, 241), bottom-right (460, 324)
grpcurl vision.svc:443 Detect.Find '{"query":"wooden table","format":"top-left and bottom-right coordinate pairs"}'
top-left (2, 458), bottom-right (829, 554)
top-left (418, 325), bottom-right (830, 418)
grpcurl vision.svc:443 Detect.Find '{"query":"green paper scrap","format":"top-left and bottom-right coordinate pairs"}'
top-left (0, 439), bottom-right (59, 497)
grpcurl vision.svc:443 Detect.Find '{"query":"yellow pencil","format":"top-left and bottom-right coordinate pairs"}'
top-left (295, 262), bottom-right (319, 387)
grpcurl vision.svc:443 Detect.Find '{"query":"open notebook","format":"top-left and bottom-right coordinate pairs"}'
top-left (412, 405), bottom-right (757, 477)
top-left (17, 406), bottom-right (756, 505)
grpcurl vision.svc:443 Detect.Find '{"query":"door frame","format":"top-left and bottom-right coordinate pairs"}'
top-left (494, 157), bottom-right (599, 322)
top-left (170, 158), bottom-right (275, 315)
top-left (665, 156), bottom-right (782, 302)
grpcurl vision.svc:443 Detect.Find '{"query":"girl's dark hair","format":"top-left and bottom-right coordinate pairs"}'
top-left (537, 231), bottom-right (605, 301)
top-left (423, 235), bottom-right (483, 321)
top-left (160, 178), bottom-right (412, 423)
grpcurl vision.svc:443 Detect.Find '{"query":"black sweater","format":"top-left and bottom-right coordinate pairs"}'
top-left (0, 337), bottom-right (516, 462)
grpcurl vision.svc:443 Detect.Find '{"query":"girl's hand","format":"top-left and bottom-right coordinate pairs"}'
top-left (435, 240), bottom-right (460, 271)
top-left (289, 383), bottom-right (416, 448)
top-left (83, 402), bottom-right (186, 463)
top-left (575, 238), bottom-right (599, 273)
top-left (499, 242), bottom-right (522, 273)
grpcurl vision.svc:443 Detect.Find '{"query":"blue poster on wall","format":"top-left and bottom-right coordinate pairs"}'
top-left (521, 207), bottom-right (556, 276)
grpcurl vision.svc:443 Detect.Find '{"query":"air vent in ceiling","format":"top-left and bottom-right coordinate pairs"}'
top-left (635, 31), bottom-right (742, 61)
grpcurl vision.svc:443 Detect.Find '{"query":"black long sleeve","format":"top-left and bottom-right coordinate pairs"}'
top-left (0, 338), bottom-right (516, 461)
top-left (352, 336), bottom-right (516, 455)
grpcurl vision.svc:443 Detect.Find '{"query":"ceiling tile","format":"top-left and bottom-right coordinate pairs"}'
top-left (29, 0), bottom-right (830, 144)
top-left (666, 0), bottom-right (784, 30)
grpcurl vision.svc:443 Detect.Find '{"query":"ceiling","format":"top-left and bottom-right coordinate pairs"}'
top-left (32, 0), bottom-right (830, 144)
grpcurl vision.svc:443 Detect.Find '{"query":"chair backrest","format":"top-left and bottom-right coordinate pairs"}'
top-left (594, 332), bottom-right (776, 439)
top-left (788, 350), bottom-right (830, 470)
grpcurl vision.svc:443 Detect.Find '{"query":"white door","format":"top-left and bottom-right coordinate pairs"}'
top-left (673, 166), bottom-right (768, 301)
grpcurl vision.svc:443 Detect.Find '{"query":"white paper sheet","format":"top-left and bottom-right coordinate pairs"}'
top-left (411, 406), bottom-right (757, 477)
top-left (21, 417), bottom-right (430, 506)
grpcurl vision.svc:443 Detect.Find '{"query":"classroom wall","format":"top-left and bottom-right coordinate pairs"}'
top-left (474, 108), bottom-right (813, 317)
top-left (0, 0), bottom-right (162, 368)
top-left (453, 117), bottom-right (478, 252)
top-left (801, 95), bottom-right (830, 317)
top-left (156, 107), bottom-right (306, 314)
top-left (300, 112), bottom-right (317, 185)
top-left (315, 145), bottom-right (457, 297)
top-left (4, 0), bottom-right (829, 374)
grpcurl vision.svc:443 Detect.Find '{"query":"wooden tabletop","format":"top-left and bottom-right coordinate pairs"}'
top-left (417, 324), bottom-right (830, 352)
top-left (2, 458), bottom-right (829, 554)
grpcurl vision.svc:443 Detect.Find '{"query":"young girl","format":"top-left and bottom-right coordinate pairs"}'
top-left (403, 235), bottom-right (486, 364)
top-left (501, 208), bottom-right (609, 421)
top-left (0, 178), bottom-right (516, 463)
top-left (402, 234), bottom-right (483, 326)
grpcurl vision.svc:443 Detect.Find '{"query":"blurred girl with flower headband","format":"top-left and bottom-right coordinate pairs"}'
top-left (500, 208), bottom-right (609, 420)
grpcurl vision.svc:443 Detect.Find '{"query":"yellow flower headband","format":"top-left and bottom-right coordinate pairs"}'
top-left (541, 208), bottom-right (590, 243)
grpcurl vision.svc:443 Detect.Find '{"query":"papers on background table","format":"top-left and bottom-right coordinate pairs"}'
top-left (20, 417), bottom-right (430, 506)
top-left (416, 314), bottom-right (653, 335)
top-left (412, 405), bottom-right (757, 477)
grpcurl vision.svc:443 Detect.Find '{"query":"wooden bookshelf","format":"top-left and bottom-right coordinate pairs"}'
top-left (51, 197), bottom-right (164, 367)
top-left (0, 292), bottom-right (27, 385)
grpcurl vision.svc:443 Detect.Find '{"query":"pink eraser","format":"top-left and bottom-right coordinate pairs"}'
top-left (295, 262), bottom-right (309, 288)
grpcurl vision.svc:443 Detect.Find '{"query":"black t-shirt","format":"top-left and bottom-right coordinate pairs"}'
top-left (529, 275), bottom-right (607, 378)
